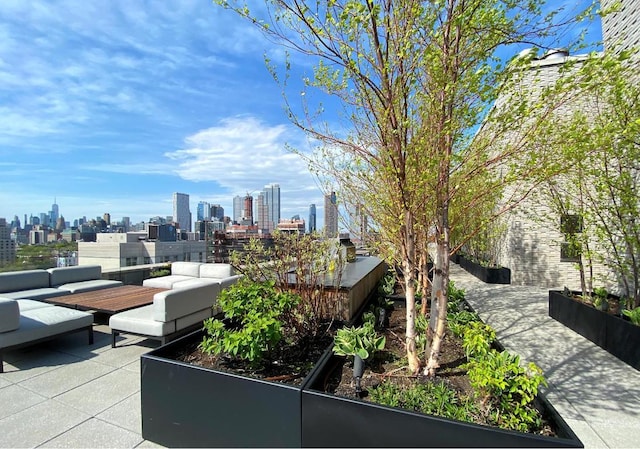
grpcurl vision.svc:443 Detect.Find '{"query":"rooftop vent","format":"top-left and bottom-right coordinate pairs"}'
top-left (542, 48), bottom-right (569, 60)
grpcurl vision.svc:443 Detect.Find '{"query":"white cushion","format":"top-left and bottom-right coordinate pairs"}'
top-left (0, 270), bottom-right (50, 293)
top-left (48, 265), bottom-right (101, 286)
top-left (199, 263), bottom-right (234, 279)
top-left (0, 288), bottom-right (70, 300)
top-left (109, 305), bottom-right (176, 337)
top-left (0, 298), bottom-right (19, 333)
top-left (17, 300), bottom-right (54, 312)
top-left (0, 306), bottom-right (93, 349)
top-left (153, 283), bottom-right (220, 322)
top-left (176, 308), bottom-right (215, 332)
top-left (170, 262), bottom-right (202, 277)
top-left (142, 275), bottom-right (194, 289)
top-left (56, 280), bottom-right (123, 294)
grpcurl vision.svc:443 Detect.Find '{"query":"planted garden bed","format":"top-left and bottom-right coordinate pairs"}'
top-left (459, 255), bottom-right (510, 284)
top-left (301, 299), bottom-right (582, 448)
top-left (141, 328), bottom-right (335, 447)
top-left (549, 290), bottom-right (640, 370)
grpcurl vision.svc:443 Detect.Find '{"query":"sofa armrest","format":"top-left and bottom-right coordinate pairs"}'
top-left (0, 298), bottom-right (20, 333)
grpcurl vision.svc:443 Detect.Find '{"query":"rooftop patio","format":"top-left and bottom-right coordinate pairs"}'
top-left (1, 264), bottom-right (640, 447)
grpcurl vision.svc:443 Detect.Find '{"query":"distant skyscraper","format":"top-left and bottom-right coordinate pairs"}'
top-left (264, 183), bottom-right (280, 233)
top-left (243, 194), bottom-right (254, 224)
top-left (256, 192), bottom-right (269, 231)
top-left (0, 218), bottom-right (16, 264)
top-left (173, 192), bottom-right (192, 232)
top-left (103, 213), bottom-right (111, 226)
top-left (308, 204), bottom-right (316, 233)
top-left (210, 204), bottom-right (224, 221)
top-left (233, 195), bottom-right (243, 223)
top-left (324, 192), bottom-right (338, 238)
top-left (50, 199), bottom-right (59, 226)
top-left (197, 201), bottom-right (211, 221)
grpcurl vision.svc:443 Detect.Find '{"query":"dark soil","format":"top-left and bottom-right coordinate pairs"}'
top-left (173, 326), bottom-right (335, 386)
top-left (170, 297), bottom-right (557, 437)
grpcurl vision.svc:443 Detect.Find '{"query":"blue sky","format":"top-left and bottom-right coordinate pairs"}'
top-left (0, 1), bottom-right (602, 228)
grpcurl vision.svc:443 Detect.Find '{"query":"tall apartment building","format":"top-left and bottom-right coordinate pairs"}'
top-left (210, 204), bottom-right (224, 221)
top-left (0, 218), bottom-right (16, 265)
top-left (308, 204), bottom-right (317, 233)
top-left (197, 201), bottom-right (211, 221)
top-left (324, 191), bottom-right (338, 238)
top-left (256, 192), bottom-right (269, 232)
top-left (233, 195), bottom-right (243, 223)
top-left (602, 0), bottom-right (640, 59)
top-left (243, 194), bottom-right (254, 224)
top-left (173, 192), bottom-right (192, 232)
top-left (263, 183), bottom-right (281, 233)
top-left (488, 1), bottom-right (638, 289)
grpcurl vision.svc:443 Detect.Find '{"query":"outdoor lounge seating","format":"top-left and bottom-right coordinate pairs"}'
top-left (0, 265), bottom-right (122, 300)
top-left (142, 262), bottom-right (240, 290)
top-left (0, 297), bottom-right (94, 373)
top-left (110, 272), bottom-right (240, 347)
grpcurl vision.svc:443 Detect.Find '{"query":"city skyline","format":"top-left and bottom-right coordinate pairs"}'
top-left (0, 1), bottom-right (601, 227)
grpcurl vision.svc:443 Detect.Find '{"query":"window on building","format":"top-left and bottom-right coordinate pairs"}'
top-left (560, 214), bottom-right (583, 263)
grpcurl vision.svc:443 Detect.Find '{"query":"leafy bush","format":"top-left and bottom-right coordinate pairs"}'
top-left (448, 309), bottom-right (480, 338)
top-left (369, 380), bottom-right (476, 422)
top-left (462, 321), bottom-right (496, 360)
top-left (377, 272), bottom-right (397, 297)
top-left (333, 314), bottom-right (386, 360)
top-left (466, 351), bottom-right (547, 432)
top-left (623, 307), bottom-right (640, 325)
top-left (149, 268), bottom-right (170, 278)
top-left (199, 280), bottom-right (300, 367)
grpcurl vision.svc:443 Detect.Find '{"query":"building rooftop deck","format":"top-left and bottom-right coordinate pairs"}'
top-left (1, 264), bottom-right (640, 447)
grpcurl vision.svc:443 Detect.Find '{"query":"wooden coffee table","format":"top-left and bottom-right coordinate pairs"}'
top-left (47, 285), bottom-right (166, 315)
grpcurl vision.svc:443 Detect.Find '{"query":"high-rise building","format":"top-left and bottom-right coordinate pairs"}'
top-left (197, 201), bottom-right (211, 221)
top-left (263, 183), bottom-right (280, 233)
top-left (50, 199), bottom-right (59, 226)
top-left (243, 194), bottom-right (254, 224)
top-left (256, 192), bottom-right (269, 232)
top-left (308, 204), bottom-right (316, 233)
top-left (0, 218), bottom-right (16, 264)
top-left (324, 191), bottom-right (338, 238)
top-left (233, 195), bottom-right (243, 223)
top-left (210, 204), bottom-right (224, 221)
top-left (173, 192), bottom-right (192, 232)
top-left (103, 213), bottom-right (111, 226)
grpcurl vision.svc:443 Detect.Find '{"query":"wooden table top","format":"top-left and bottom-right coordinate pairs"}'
top-left (47, 285), bottom-right (166, 314)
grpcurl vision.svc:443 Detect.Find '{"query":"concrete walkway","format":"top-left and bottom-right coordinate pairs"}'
top-left (451, 264), bottom-right (640, 449)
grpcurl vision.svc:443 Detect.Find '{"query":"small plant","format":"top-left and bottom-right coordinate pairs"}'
top-left (333, 314), bottom-right (386, 360)
top-left (149, 268), bottom-right (170, 278)
top-left (377, 272), bottom-right (397, 297)
top-left (461, 321), bottom-right (496, 360)
top-left (593, 287), bottom-right (608, 311)
top-left (466, 351), bottom-right (547, 432)
top-left (623, 307), bottom-right (640, 326)
top-left (369, 380), bottom-right (476, 422)
top-left (199, 280), bottom-right (300, 367)
top-left (448, 309), bottom-right (480, 338)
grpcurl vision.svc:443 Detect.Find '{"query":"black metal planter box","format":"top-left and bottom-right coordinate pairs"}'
top-left (549, 290), bottom-right (640, 370)
top-left (459, 256), bottom-right (511, 284)
top-left (301, 353), bottom-right (582, 448)
top-left (141, 329), bottom-right (326, 448)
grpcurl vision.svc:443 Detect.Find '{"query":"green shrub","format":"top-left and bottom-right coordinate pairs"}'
top-left (149, 268), bottom-right (170, 278)
top-left (461, 321), bottom-right (496, 360)
top-left (448, 309), bottom-right (480, 338)
top-left (623, 307), bottom-right (640, 325)
top-left (199, 280), bottom-right (300, 367)
top-left (466, 350), bottom-right (547, 432)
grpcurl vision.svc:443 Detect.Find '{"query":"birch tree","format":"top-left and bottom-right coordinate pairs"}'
top-left (214, 0), bottom-right (595, 375)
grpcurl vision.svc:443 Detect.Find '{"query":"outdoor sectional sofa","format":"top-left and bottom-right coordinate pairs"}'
top-left (110, 263), bottom-right (241, 347)
top-left (141, 261), bottom-right (240, 290)
top-left (0, 297), bottom-right (94, 373)
top-left (0, 265), bottom-right (123, 300)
